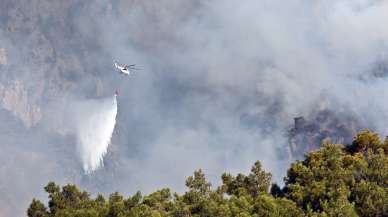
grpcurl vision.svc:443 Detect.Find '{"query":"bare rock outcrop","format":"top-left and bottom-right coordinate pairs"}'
top-left (288, 109), bottom-right (361, 160)
top-left (0, 48), bottom-right (7, 65)
top-left (0, 80), bottom-right (42, 128)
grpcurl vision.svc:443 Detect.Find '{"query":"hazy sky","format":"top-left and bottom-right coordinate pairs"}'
top-left (0, 0), bottom-right (388, 216)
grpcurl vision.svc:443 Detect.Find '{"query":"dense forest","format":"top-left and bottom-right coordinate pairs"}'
top-left (27, 130), bottom-right (387, 217)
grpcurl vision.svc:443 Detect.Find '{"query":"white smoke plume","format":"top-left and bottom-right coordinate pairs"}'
top-left (2, 1), bottom-right (388, 216)
top-left (73, 94), bottom-right (118, 173)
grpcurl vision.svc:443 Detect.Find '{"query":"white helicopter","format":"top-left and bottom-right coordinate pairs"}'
top-left (114, 60), bottom-right (140, 76)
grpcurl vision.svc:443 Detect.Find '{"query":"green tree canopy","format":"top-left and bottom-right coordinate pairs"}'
top-left (28, 130), bottom-right (388, 217)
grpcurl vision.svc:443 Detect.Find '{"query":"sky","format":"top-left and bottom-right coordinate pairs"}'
top-left (0, 0), bottom-right (388, 216)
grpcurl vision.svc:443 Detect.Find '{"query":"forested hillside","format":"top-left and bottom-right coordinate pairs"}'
top-left (27, 130), bottom-right (387, 217)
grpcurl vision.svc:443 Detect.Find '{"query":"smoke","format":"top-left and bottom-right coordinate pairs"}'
top-left (1, 0), bottom-right (388, 216)
top-left (74, 95), bottom-right (117, 173)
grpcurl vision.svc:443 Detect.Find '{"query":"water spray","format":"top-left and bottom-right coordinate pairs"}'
top-left (74, 94), bottom-right (118, 173)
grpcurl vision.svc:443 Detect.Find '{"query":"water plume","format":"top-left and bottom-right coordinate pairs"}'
top-left (73, 94), bottom-right (118, 173)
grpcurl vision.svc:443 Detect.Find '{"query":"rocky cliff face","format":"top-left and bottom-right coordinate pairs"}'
top-left (0, 1), bottom-right (99, 216)
top-left (0, 48), bottom-right (6, 65)
top-left (0, 80), bottom-right (42, 127)
top-left (0, 0), bottom-right (100, 129)
top-left (288, 109), bottom-right (362, 160)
